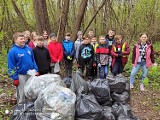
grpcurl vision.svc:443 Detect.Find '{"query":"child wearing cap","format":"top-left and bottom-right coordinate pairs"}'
top-left (48, 33), bottom-right (63, 74)
top-left (33, 36), bottom-right (51, 75)
top-left (62, 33), bottom-right (75, 77)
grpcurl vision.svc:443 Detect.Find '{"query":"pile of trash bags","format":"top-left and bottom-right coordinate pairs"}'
top-left (11, 71), bottom-right (140, 120)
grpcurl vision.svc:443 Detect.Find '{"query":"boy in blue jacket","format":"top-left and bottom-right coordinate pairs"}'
top-left (62, 33), bottom-right (75, 77)
top-left (8, 32), bottom-right (39, 103)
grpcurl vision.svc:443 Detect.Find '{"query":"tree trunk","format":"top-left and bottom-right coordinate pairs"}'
top-left (57, 0), bottom-right (70, 42)
top-left (11, 0), bottom-right (29, 30)
top-left (72, 0), bottom-right (88, 41)
top-left (33, 0), bottom-right (51, 35)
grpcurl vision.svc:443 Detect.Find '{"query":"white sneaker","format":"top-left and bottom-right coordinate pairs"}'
top-left (140, 83), bottom-right (144, 91)
top-left (130, 84), bottom-right (134, 89)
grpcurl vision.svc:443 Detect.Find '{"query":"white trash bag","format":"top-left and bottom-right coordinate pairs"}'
top-left (24, 74), bottom-right (65, 99)
top-left (34, 84), bottom-right (76, 120)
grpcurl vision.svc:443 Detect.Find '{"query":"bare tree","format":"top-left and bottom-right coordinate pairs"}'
top-left (57, 0), bottom-right (70, 42)
top-left (72, 0), bottom-right (89, 41)
top-left (33, 0), bottom-right (51, 35)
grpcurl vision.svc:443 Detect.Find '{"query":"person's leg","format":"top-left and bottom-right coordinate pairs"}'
top-left (68, 60), bottom-right (73, 77)
top-left (99, 66), bottom-right (103, 79)
top-left (112, 62), bottom-right (119, 76)
top-left (130, 64), bottom-right (141, 86)
top-left (118, 62), bottom-right (124, 74)
top-left (104, 65), bottom-right (108, 78)
top-left (64, 59), bottom-right (69, 76)
top-left (17, 75), bottom-right (28, 104)
top-left (86, 61), bottom-right (93, 80)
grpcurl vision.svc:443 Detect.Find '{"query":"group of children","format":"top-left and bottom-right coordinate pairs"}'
top-left (8, 29), bottom-right (156, 103)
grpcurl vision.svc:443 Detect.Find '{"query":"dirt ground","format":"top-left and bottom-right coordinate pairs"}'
top-left (0, 77), bottom-right (160, 120)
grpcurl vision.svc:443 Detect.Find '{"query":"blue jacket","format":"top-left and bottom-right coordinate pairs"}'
top-left (62, 39), bottom-right (75, 58)
top-left (8, 44), bottom-right (38, 80)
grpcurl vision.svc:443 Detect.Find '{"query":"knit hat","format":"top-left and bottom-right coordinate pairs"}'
top-left (49, 33), bottom-right (56, 38)
top-left (77, 31), bottom-right (83, 36)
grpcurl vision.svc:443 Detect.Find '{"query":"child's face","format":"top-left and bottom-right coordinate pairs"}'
top-left (115, 37), bottom-right (122, 44)
top-left (37, 40), bottom-right (44, 47)
top-left (99, 37), bottom-right (106, 44)
top-left (83, 38), bottom-right (90, 44)
top-left (25, 31), bottom-right (30, 39)
top-left (140, 34), bottom-right (148, 43)
top-left (65, 35), bottom-right (70, 40)
top-left (43, 32), bottom-right (48, 39)
top-left (15, 36), bottom-right (25, 47)
top-left (88, 31), bottom-right (94, 37)
top-left (108, 30), bottom-right (115, 37)
top-left (91, 37), bottom-right (97, 43)
top-left (51, 36), bottom-right (57, 41)
top-left (33, 33), bottom-right (38, 41)
top-left (78, 34), bottom-right (83, 39)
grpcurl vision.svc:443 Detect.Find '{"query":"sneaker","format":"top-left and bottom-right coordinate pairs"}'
top-left (140, 83), bottom-right (144, 91)
top-left (130, 84), bottom-right (134, 89)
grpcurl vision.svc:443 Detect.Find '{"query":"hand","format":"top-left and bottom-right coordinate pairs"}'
top-left (67, 56), bottom-right (72, 60)
top-left (109, 61), bottom-right (112, 66)
top-left (153, 63), bottom-right (157, 66)
top-left (35, 72), bottom-right (40, 76)
top-left (98, 63), bottom-right (101, 67)
top-left (93, 63), bottom-right (96, 67)
top-left (118, 53), bottom-right (122, 57)
top-left (13, 80), bottom-right (19, 86)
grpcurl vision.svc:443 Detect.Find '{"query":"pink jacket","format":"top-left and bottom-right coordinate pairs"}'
top-left (132, 42), bottom-right (155, 68)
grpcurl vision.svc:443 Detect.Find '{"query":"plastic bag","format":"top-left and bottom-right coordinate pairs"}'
top-left (90, 79), bottom-right (112, 106)
top-left (75, 93), bottom-right (103, 120)
top-left (11, 101), bottom-right (37, 120)
top-left (63, 77), bottom-right (72, 88)
top-left (111, 91), bottom-right (129, 104)
top-left (24, 74), bottom-right (65, 99)
top-left (107, 74), bottom-right (128, 93)
top-left (102, 106), bottom-right (115, 120)
top-left (70, 71), bottom-right (89, 94)
top-left (34, 84), bottom-right (76, 120)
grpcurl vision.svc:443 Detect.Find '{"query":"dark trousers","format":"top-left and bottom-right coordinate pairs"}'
top-left (92, 65), bottom-right (97, 78)
top-left (112, 61), bottom-right (124, 76)
top-left (79, 60), bottom-right (92, 79)
top-left (64, 59), bottom-right (73, 77)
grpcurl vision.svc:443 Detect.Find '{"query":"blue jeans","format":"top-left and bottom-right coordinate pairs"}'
top-left (130, 61), bottom-right (148, 84)
top-left (99, 65), bottom-right (108, 79)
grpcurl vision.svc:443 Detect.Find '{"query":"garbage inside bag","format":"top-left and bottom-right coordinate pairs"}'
top-left (63, 77), bottom-right (72, 88)
top-left (11, 101), bottom-right (37, 120)
top-left (102, 106), bottom-right (115, 120)
top-left (24, 74), bottom-right (65, 99)
top-left (111, 91), bottom-right (129, 104)
top-left (112, 102), bottom-right (124, 118)
top-left (70, 71), bottom-right (89, 94)
top-left (107, 74), bottom-right (127, 93)
top-left (34, 84), bottom-right (76, 120)
top-left (90, 79), bottom-right (112, 106)
top-left (75, 93), bottom-right (103, 120)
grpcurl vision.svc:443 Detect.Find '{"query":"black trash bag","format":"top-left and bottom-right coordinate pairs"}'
top-left (112, 102), bottom-right (124, 118)
top-left (117, 103), bottom-right (140, 120)
top-left (111, 91), bottom-right (129, 104)
top-left (90, 79), bottom-right (112, 106)
top-left (63, 77), bottom-right (72, 88)
top-left (75, 93), bottom-right (103, 120)
top-left (102, 106), bottom-right (115, 120)
top-left (70, 71), bottom-right (89, 94)
top-left (11, 101), bottom-right (37, 120)
top-left (107, 74), bottom-right (128, 93)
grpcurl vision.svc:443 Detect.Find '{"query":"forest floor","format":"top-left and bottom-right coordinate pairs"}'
top-left (0, 76), bottom-right (160, 120)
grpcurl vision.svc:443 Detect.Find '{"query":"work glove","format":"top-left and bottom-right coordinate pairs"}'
top-left (98, 63), bottom-right (101, 67)
top-left (93, 63), bottom-right (96, 67)
top-left (13, 80), bottom-right (19, 86)
top-left (67, 56), bottom-right (72, 60)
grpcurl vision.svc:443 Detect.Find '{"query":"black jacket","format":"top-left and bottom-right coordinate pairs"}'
top-left (78, 43), bottom-right (95, 65)
top-left (33, 46), bottom-right (51, 74)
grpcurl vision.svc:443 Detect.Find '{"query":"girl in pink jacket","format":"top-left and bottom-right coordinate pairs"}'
top-left (130, 33), bottom-right (157, 91)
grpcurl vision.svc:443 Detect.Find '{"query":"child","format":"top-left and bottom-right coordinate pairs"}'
top-left (24, 30), bottom-right (31, 45)
top-left (48, 33), bottom-right (63, 74)
top-left (62, 33), bottom-right (75, 77)
top-left (91, 36), bottom-right (99, 77)
top-left (87, 28), bottom-right (95, 40)
top-left (78, 37), bottom-right (95, 80)
top-left (8, 32), bottom-right (39, 103)
top-left (43, 30), bottom-right (49, 48)
top-left (130, 33), bottom-right (157, 91)
top-left (111, 35), bottom-right (130, 76)
top-left (28, 31), bottom-right (38, 49)
top-left (74, 31), bottom-right (83, 62)
top-left (96, 35), bottom-right (110, 79)
top-left (33, 36), bottom-right (50, 75)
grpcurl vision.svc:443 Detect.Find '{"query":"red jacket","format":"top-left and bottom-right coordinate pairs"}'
top-left (28, 41), bottom-right (36, 49)
top-left (111, 41), bottom-right (130, 67)
top-left (48, 41), bottom-right (63, 63)
top-left (132, 41), bottom-right (155, 68)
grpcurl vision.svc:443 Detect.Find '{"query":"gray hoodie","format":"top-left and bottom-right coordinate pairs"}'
top-left (74, 38), bottom-right (83, 60)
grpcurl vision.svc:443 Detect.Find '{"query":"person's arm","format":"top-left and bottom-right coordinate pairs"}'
top-left (70, 42), bottom-right (75, 58)
top-left (132, 46), bottom-right (136, 64)
top-left (46, 49), bottom-right (51, 63)
top-left (58, 43), bottom-right (63, 62)
top-left (122, 42), bottom-right (130, 55)
top-left (150, 45), bottom-right (155, 64)
top-left (8, 50), bottom-right (18, 80)
top-left (48, 44), bottom-right (58, 62)
top-left (96, 46), bottom-right (100, 64)
top-left (111, 45), bottom-right (119, 57)
top-left (31, 49), bottom-right (38, 72)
